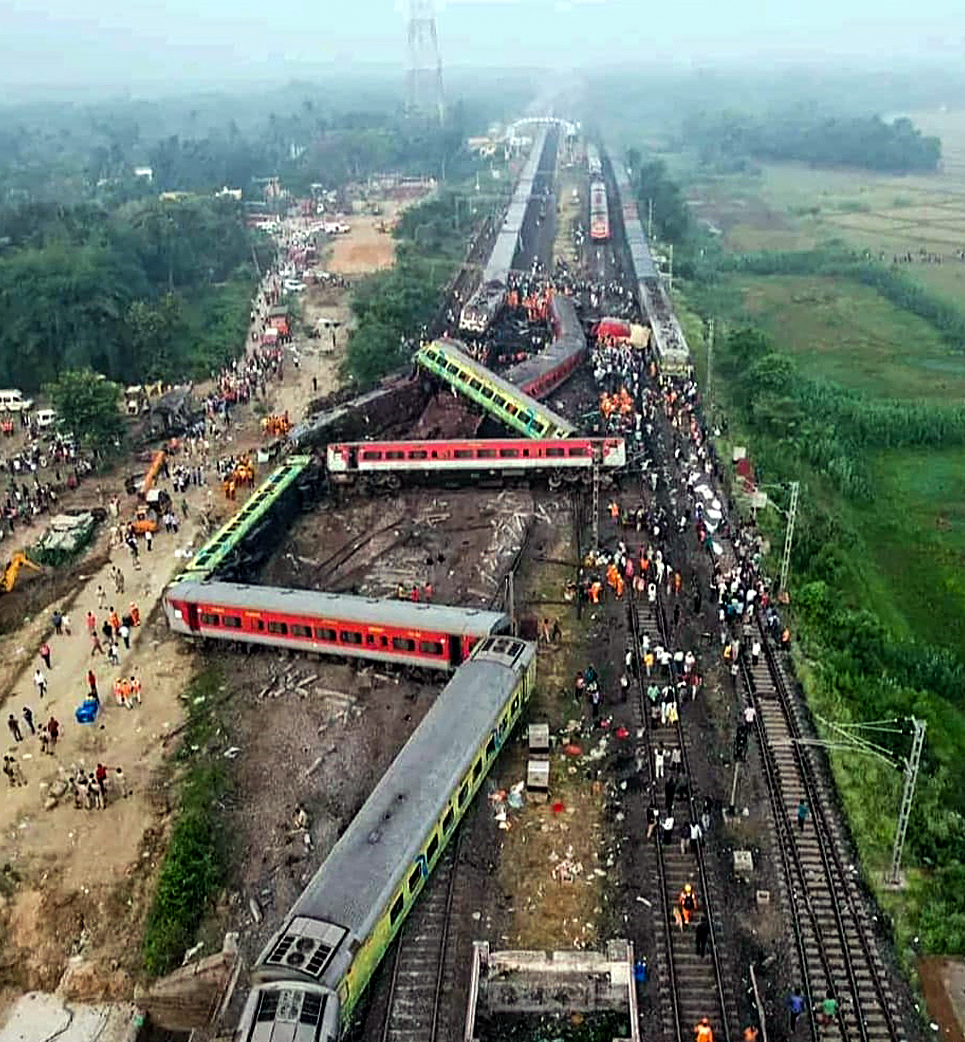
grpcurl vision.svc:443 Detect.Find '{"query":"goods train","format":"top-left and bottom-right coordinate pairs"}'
top-left (162, 581), bottom-right (508, 670)
top-left (608, 149), bottom-right (691, 374)
top-left (415, 339), bottom-right (575, 440)
top-left (589, 180), bottom-right (610, 242)
top-left (326, 435), bottom-right (625, 490)
top-left (236, 636), bottom-right (537, 1041)
top-left (503, 294), bottom-right (586, 400)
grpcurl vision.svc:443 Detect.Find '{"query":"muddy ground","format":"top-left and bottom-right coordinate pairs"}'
top-left (260, 486), bottom-right (536, 606)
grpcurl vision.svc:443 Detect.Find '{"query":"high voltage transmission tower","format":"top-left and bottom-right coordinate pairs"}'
top-left (405, 0), bottom-right (445, 125)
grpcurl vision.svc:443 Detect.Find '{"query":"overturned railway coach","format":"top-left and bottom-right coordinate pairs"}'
top-left (503, 294), bottom-right (586, 400)
top-left (415, 338), bottom-right (576, 439)
top-left (326, 436), bottom-right (625, 490)
top-left (237, 637), bottom-right (537, 1041)
top-left (163, 581), bottom-right (509, 670)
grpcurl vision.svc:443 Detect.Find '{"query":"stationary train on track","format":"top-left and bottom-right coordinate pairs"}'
top-left (459, 124), bottom-right (557, 337)
top-left (236, 637), bottom-right (537, 1042)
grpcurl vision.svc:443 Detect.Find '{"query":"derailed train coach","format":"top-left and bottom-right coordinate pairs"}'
top-left (236, 637), bottom-right (537, 1041)
top-left (162, 581), bottom-right (509, 670)
top-left (326, 435), bottom-right (626, 491)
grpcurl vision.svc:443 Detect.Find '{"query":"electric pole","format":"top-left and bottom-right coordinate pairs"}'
top-left (668, 243), bottom-right (674, 292)
top-left (591, 453), bottom-right (601, 551)
top-left (888, 717), bottom-right (927, 886)
top-left (778, 481), bottom-right (799, 596)
top-left (647, 197), bottom-right (653, 239)
top-left (706, 318), bottom-right (714, 408)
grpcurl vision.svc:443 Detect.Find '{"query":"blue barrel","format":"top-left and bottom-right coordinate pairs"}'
top-left (75, 699), bottom-right (99, 724)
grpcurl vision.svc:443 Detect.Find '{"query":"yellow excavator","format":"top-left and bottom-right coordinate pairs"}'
top-left (2, 552), bottom-right (42, 593)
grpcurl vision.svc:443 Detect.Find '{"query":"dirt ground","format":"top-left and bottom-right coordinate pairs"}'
top-left (326, 203), bottom-right (414, 275)
top-left (261, 487), bottom-right (535, 606)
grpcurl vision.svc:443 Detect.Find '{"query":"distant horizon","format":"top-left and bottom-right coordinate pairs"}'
top-left (3, 54), bottom-right (965, 107)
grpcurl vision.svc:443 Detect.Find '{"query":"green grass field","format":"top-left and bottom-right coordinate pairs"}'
top-left (863, 447), bottom-right (965, 657)
top-left (731, 273), bottom-right (965, 400)
top-left (683, 110), bottom-right (965, 308)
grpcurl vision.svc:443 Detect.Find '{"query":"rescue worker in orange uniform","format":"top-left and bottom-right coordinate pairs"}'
top-left (695, 1018), bottom-right (714, 1042)
top-left (129, 601), bottom-right (141, 627)
top-left (589, 580), bottom-right (602, 605)
top-left (679, 883), bottom-right (698, 925)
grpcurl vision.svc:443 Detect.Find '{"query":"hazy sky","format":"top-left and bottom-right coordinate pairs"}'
top-left (2, 0), bottom-right (964, 92)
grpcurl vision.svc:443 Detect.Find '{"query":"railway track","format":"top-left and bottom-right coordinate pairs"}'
top-left (740, 621), bottom-right (904, 1042)
top-left (627, 590), bottom-right (736, 1042)
top-left (380, 831), bottom-right (462, 1042)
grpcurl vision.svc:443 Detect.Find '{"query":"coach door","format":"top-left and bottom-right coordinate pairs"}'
top-left (186, 602), bottom-right (200, 632)
top-left (450, 635), bottom-right (464, 669)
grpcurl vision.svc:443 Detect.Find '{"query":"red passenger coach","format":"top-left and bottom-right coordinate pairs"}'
top-left (326, 436), bottom-right (626, 488)
top-left (163, 581), bottom-right (510, 671)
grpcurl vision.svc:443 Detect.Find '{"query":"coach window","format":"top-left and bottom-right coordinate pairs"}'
top-left (480, 386), bottom-right (494, 399)
top-left (486, 734), bottom-right (497, 759)
top-left (408, 865), bottom-right (422, 894)
top-left (392, 637), bottom-right (416, 652)
top-left (446, 362), bottom-right (460, 374)
top-left (386, 451), bottom-right (404, 460)
top-left (426, 833), bottom-right (439, 863)
top-left (454, 449), bottom-right (473, 459)
top-left (340, 631), bottom-right (363, 644)
top-left (315, 627), bottom-right (337, 641)
top-left (458, 781), bottom-right (470, 807)
top-left (389, 893), bottom-right (404, 927)
top-left (534, 423), bottom-right (548, 435)
top-left (409, 450), bottom-right (427, 460)
top-left (478, 448), bottom-right (496, 459)
top-left (291, 624), bottom-right (311, 638)
top-left (568, 446), bottom-right (588, 456)
top-left (267, 620), bottom-right (287, 635)
top-left (547, 446), bottom-right (565, 458)
top-left (469, 379), bottom-right (483, 391)
top-left (442, 807), bottom-right (454, 833)
top-left (493, 395), bottom-right (506, 408)
top-left (361, 451), bottom-right (382, 461)
top-left (499, 448), bottom-right (519, 459)
top-left (200, 612), bottom-right (220, 626)
top-left (222, 616), bottom-right (242, 629)
top-left (512, 694), bottom-right (521, 712)
top-left (419, 640), bottom-right (444, 655)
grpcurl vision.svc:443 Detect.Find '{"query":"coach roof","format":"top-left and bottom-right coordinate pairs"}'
top-left (165, 580), bottom-right (509, 637)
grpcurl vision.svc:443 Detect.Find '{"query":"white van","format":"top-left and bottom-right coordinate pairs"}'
top-left (35, 408), bottom-right (57, 429)
top-left (0, 390), bottom-right (34, 413)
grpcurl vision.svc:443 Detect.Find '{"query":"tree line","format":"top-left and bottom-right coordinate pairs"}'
top-left (682, 111), bottom-right (941, 173)
top-left (0, 195), bottom-right (270, 390)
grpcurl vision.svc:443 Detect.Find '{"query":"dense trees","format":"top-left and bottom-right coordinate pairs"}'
top-left (46, 369), bottom-right (124, 450)
top-left (0, 195), bottom-right (267, 389)
top-left (683, 111), bottom-right (941, 173)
